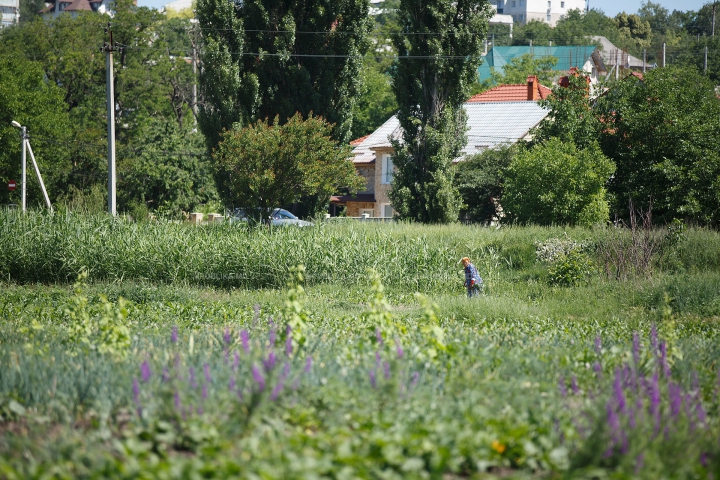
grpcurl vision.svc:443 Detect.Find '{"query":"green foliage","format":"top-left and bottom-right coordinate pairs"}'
top-left (614, 12), bottom-right (653, 48)
top-left (389, 0), bottom-right (492, 224)
top-left (503, 138), bottom-right (614, 226)
top-left (351, 59), bottom-right (398, 139)
top-left (455, 145), bottom-right (516, 224)
top-left (282, 265), bottom-right (310, 355)
top-left (215, 113), bottom-right (363, 219)
top-left (486, 53), bottom-right (558, 88)
top-left (64, 271), bottom-right (131, 359)
top-left (196, 0), bottom-right (373, 146)
top-left (596, 67), bottom-right (720, 225)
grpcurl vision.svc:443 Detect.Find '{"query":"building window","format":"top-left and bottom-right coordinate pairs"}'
top-left (561, 1), bottom-right (565, 7)
top-left (548, 1), bottom-right (551, 7)
top-left (519, 13), bottom-right (524, 20)
top-left (381, 204), bottom-right (394, 218)
top-left (547, 13), bottom-right (551, 21)
top-left (359, 208), bottom-right (374, 218)
top-left (511, 0), bottom-right (515, 7)
top-left (381, 154), bottom-right (394, 184)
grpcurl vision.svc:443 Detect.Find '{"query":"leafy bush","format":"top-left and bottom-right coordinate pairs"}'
top-left (503, 138), bottom-right (615, 226)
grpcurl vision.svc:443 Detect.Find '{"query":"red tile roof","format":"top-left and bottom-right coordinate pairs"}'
top-left (467, 83), bottom-right (552, 103)
top-left (350, 134), bottom-right (370, 146)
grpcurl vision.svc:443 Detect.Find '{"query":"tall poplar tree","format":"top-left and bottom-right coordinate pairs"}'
top-left (196, 0), bottom-right (372, 147)
top-left (389, 0), bottom-right (492, 223)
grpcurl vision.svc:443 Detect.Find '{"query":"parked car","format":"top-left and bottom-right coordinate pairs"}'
top-left (229, 208), bottom-right (313, 227)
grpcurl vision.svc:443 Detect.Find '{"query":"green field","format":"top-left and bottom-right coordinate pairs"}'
top-left (1, 211), bottom-right (719, 478)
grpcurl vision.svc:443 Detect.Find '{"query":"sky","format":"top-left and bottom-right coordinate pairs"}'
top-left (135, 0), bottom-right (714, 18)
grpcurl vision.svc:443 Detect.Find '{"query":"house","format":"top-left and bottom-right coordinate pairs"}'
top-left (332, 76), bottom-right (551, 218)
top-left (0, 0), bottom-right (19, 27)
top-left (41, 0), bottom-right (117, 18)
top-left (493, 0), bottom-right (587, 26)
top-left (478, 45), bottom-right (606, 84)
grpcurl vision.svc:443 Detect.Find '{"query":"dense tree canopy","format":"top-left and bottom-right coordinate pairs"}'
top-left (389, 0), bottom-right (492, 224)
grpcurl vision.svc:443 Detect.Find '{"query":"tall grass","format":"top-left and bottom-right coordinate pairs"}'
top-left (1, 210), bottom-right (720, 292)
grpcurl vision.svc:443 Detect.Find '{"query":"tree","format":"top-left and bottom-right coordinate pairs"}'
top-left (196, 0), bottom-right (373, 147)
top-left (214, 113), bottom-right (364, 220)
top-left (595, 67), bottom-right (720, 225)
top-left (531, 70), bottom-right (600, 150)
top-left (0, 50), bottom-right (71, 207)
top-left (503, 139), bottom-right (614, 226)
top-left (614, 12), bottom-right (652, 48)
top-left (389, 0), bottom-right (492, 223)
top-left (481, 53), bottom-right (558, 90)
top-left (351, 60), bottom-right (398, 139)
top-left (454, 145), bottom-right (517, 224)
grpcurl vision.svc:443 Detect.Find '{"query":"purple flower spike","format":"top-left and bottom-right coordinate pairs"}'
top-left (174, 391), bottom-right (181, 409)
top-left (140, 360), bottom-right (152, 383)
top-left (650, 373), bottom-right (661, 431)
top-left (650, 323), bottom-right (658, 351)
top-left (701, 452), bottom-right (709, 468)
top-left (613, 369), bottom-right (626, 413)
top-left (269, 327), bottom-right (276, 347)
top-left (229, 377), bottom-right (236, 392)
top-left (594, 335), bottom-right (602, 354)
top-left (571, 375), bottom-right (579, 395)
top-left (223, 327), bottom-right (231, 344)
top-left (304, 356), bottom-right (313, 374)
top-left (171, 325), bottom-right (178, 343)
top-left (132, 378), bottom-right (140, 404)
top-left (271, 378), bottom-right (285, 401)
top-left (558, 376), bottom-right (567, 398)
top-left (375, 328), bottom-right (383, 346)
top-left (252, 365), bottom-right (265, 392)
top-left (189, 367), bottom-right (197, 389)
top-left (383, 361), bottom-right (391, 380)
top-left (375, 350), bottom-right (381, 366)
top-left (283, 362), bottom-right (291, 378)
top-left (659, 341), bottom-right (670, 378)
top-left (369, 370), bottom-right (377, 388)
top-left (395, 338), bottom-right (404, 359)
top-left (203, 363), bottom-right (211, 383)
top-left (202, 383), bottom-right (208, 400)
top-left (233, 352), bottom-right (240, 371)
top-left (285, 326), bottom-right (293, 357)
top-left (593, 362), bottom-right (603, 378)
top-left (632, 331), bottom-right (641, 367)
top-left (264, 351), bottom-right (277, 371)
top-left (241, 330), bottom-right (250, 354)
top-left (669, 382), bottom-right (682, 418)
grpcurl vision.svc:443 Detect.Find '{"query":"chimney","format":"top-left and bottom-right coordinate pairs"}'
top-left (527, 75), bottom-right (539, 101)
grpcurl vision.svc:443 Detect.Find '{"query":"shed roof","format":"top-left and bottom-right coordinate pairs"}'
top-left (467, 83), bottom-right (552, 102)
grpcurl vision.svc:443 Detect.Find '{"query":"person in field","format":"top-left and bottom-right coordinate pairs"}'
top-left (460, 257), bottom-right (483, 298)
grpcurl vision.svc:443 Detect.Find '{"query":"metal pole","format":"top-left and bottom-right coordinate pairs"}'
top-left (21, 126), bottom-right (26, 213)
top-left (705, 46), bottom-right (709, 72)
top-left (104, 26), bottom-right (117, 216)
top-left (25, 142), bottom-right (53, 212)
top-left (662, 43), bottom-right (666, 67)
top-left (643, 49), bottom-right (646, 73)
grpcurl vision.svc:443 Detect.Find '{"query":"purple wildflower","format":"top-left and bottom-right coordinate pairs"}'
top-left (571, 375), bottom-right (579, 395)
top-left (634, 453), bottom-right (644, 474)
top-left (659, 342), bottom-right (670, 378)
top-left (174, 391), bottom-right (181, 409)
top-left (632, 331), bottom-right (641, 367)
top-left (203, 363), bottom-right (211, 383)
top-left (229, 377), bottom-right (236, 392)
top-left (613, 369), bottom-right (626, 414)
top-left (268, 327), bottom-right (276, 347)
top-left (140, 360), bottom-right (152, 382)
top-left (593, 362), bottom-right (603, 378)
top-left (233, 352), bottom-right (240, 371)
top-left (375, 350), bottom-right (381, 366)
top-left (162, 367), bottom-right (170, 383)
top-left (283, 362), bottom-right (291, 379)
top-left (171, 325), bottom-right (178, 343)
top-left (558, 376), bottom-right (568, 398)
top-left (383, 361), bottom-right (391, 380)
top-left (132, 378), bottom-right (140, 404)
top-left (606, 399), bottom-right (621, 444)
top-left (202, 383), bottom-right (208, 400)
top-left (304, 356), bottom-right (313, 374)
top-left (271, 378), bottom-right (285, 401)
top-left (697, 402), bottom-right (707, 426)
top-left (669, 382), bottom-right (682, 418)
top-left (375, 328), bottom-right (383, 345)
top-left (594, 335), bottom-right (602, 354)
top-left (369, 370), bottom-right (377, 388)
top-left (701, 452), bottom-right (709, 468)
top-left (395, 338), bottom-right (404, 359)
top-left (649, 373), bottom-right (661, 432)
top-left (264, 351), bottom-right (276, 371)
top-left (223, 327), bottom-right (231, 344)
top-left (285, 325), bottom-right (293, 357)
top-left (411, 371), bottom-right (420, 389)
top-left (240, 330), bottom-right (250, 354)
top-left (650, 323), bottom-right (658, 352)
top-left (189, 367), bottom-right (197, 389)
top-left (252, 365), bottom-right (265, 392)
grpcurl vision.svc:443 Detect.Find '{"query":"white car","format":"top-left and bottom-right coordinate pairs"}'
top-left (230, 208), bottom-right (313, 227)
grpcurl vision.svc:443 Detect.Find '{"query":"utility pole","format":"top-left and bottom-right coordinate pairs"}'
top-left (643, 49), bottom-right (646, 73)
top-left (191, 11), bottom-right (198, 124)
top-left (712, 1), bottom-right (716, 37)
top-left (10, 121), bottom-right (53, 212)
top-left (662, 42), bottom-right (666, 67)
top-left (705, 46), bottom-right (709, 72)
top-left (101, 23), bottom-right (121, 216)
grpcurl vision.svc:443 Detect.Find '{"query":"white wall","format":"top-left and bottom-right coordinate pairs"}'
top-left (497, 0), bottom-right (585, 26)
top-left (0, 0), bottom-right (19, 27)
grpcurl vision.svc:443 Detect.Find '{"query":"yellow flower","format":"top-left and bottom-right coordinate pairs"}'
top-left (491, 440), bottom-right (506, 454)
